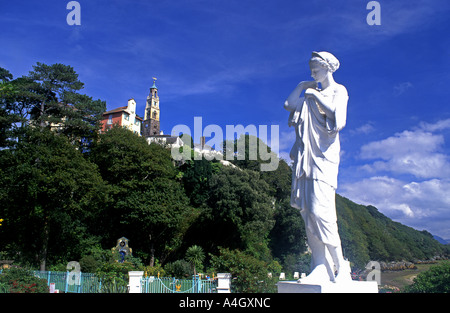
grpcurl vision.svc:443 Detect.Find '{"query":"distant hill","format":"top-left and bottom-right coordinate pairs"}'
top-left (433, 235), bottom-right (450, 245)
top-left (336, 194), bottom-right (449, 268)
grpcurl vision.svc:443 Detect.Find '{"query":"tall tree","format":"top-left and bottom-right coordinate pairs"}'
top-left (179, 158), bottom-right (215, 207)
top-left (269, 198), bottom-right (307, 262)
top-left (27, 62), bottom-right (83, 121)
top-left (0, 67), bottom-right (23, 147)
top-left (185, 245), bottom-right (205, 277)
top-left (89, 126), bottom-right (193, 265)
top-left (0, 127), bottom-right (107, 270)
top-left (0, 63), bottom-right (105, 150)
top-left (193, 166), bottom-right (276, 261)
top-left (27, 63), bottom-right (105, 150)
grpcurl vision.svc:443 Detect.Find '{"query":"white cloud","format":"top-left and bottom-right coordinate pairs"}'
top-left (278, 129), bottom-right (296, 152)
top-left (394, 82), bottom-right (413, 96)
top-left (418, 118), bottom-right (450, 132)
top-left (359, 129), bottom-right (450, 179)
top-left (340, 119), bottom-right (450, 238)
top-left (349, 122), bottom-right (376, 136)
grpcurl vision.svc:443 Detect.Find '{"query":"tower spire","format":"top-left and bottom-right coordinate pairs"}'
top-left (151, 77), bottom-right (157, 89)
top-left (143, 77), bottom-right (160, 137)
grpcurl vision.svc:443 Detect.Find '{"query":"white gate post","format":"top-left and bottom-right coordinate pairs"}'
top-left (217, 273), bottom-right (231, 293)
top-left (128, 271), bottom-right (144, 293)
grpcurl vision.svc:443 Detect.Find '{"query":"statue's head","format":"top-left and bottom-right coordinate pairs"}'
top-left (309, 51), bottom-right (340, 83)
top-left (309, 51), bottom-right (339, 72)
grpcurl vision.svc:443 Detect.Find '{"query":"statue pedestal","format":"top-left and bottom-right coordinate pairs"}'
top-left (277, 280), bottom-right (378, 293)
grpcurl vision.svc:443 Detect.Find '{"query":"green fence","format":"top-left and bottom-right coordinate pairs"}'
top-left (32, 271), bottom-right (106, 293)
top-left (141, 276), bottom-right (217, 293)
top-left (1, 270), bottom-right (217, 293)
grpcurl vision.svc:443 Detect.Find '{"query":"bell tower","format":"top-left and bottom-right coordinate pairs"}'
top-left (143, 77), bottom-right (160, 137)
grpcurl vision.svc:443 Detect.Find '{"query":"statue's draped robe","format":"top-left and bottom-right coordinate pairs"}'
top-left (288, 87), bottom-right (347, 247)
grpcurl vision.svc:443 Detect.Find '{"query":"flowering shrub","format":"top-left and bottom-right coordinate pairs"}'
top-left (0, 268), bottom-right (49, 293)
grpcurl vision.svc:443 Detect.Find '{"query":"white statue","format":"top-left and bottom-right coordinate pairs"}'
top-left (284, 51), bottom-right (352, 284)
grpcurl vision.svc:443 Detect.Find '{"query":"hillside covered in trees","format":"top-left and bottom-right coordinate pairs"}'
top-left (0, 63), bottom-right (448, 279)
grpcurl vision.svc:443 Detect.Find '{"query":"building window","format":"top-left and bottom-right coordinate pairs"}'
top-left (124, 113), bottom-right (130, 121)
top-left (107, 114), bottom-right (113, 124)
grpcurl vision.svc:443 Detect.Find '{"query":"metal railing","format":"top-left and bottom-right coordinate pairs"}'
top-left (32, 271), bottom-right (105, 293)
top-left (141, 276), bottom-right (217, 293)
top-left (1, 269), bottom-right (217, 293)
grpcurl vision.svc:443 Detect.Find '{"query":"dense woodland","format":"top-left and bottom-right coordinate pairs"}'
top-left (0, 63), bottom-right (448, 285)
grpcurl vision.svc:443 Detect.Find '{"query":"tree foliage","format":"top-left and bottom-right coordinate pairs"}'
top-left (336, 195), bottom-right (448, 268)
top-left (89, 125), bottom-right (193, 264)
top-left (210, 247), bottom-right (281, 293)
top-left (0, 127), bottom-right (107, 270)
top-left (0, 63), bottom-right (105, 151)
top-left (403, 261), bottom-right (450, 293)
top-left (185, 245), bottom-right (205, 275)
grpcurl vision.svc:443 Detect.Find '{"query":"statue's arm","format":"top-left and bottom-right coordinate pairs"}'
top-left (284, 81), bottom-right (316, 112)
top-left (334, 86), bottom-right (348, 131)
top-left (305, 85), bottom-right (348, 120)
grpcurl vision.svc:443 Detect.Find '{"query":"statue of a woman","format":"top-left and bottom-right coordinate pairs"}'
top-left (284, 51), bottom-right (352, 284)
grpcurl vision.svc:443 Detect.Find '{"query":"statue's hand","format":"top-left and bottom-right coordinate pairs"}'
top-left (299, 81), bottom-right (317, 90)
top-left (304, 88), bottom-right (319, 98)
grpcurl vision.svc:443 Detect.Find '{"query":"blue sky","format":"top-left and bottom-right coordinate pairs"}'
top-left (1, 0), bottom-right (450, 239)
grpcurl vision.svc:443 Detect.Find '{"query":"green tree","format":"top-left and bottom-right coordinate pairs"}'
top-left (193, 166), bottom-right (275, 261)
top-left (210, 247), bottom-right (281, 293)
top-left (55, 92), bottom-right (106, 152)
top-left (224, 134), bottom-right (279, 173)
top-left (0, 127), bottom-right (107, 270)
top-left (28, 63), bottom-right (105, 150)
top-left (0, 63), bottom-right (105, 150)
top-left (26, 62), bottom-right (83, 125)
top-left (269, 198), bottom-right (307, 265)
top-left (164, 259), bottom-right (191, 278)
top-left (90, 125), bottom-right (177, 186)
top-left (185, 245), bottom-right (205, 276)
top-left (403, 261), bottom-right (450, 293)
top-left (179, 158), bottom-right (215, 207)
top-left (260, 158), bottom-right (292, 202)
top-left (89, 126), bottom-right (193, 265)
top-left (0, 67), bottom-right (22, 147)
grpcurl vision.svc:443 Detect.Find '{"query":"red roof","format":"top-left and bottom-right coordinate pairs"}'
top-left (103, 106), bottom-right (127, 115)
top-left (102, 106), bottom-right (143, 121)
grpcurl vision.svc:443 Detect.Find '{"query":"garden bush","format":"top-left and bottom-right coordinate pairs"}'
top-left (0, 268), bottom-right (49, 293)
top-left (403, 261), bottom-right (450, 293)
